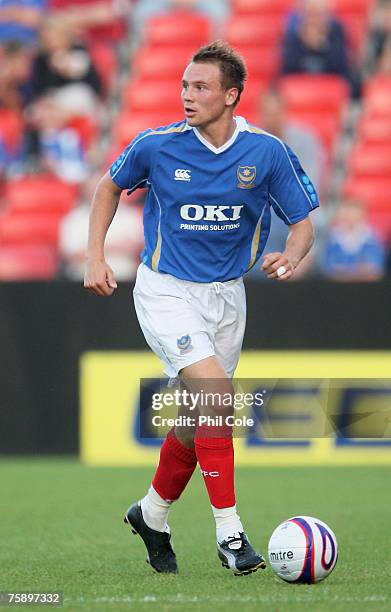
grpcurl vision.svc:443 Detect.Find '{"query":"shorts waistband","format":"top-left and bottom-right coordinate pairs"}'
top-left (139, 263), bottom-right (242, 290)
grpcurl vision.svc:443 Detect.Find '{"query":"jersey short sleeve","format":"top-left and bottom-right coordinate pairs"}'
top-left (269, 139), bottom-right (319, 225)
top-left (110, 130), bottom-right (154, 191)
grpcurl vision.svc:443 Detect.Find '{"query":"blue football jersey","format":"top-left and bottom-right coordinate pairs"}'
top-left (110, 116), bottom-right (319, 283)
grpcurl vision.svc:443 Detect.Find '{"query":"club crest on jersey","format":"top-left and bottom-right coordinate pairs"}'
top-left (237, 165), bottom-right (256, 189)
top-left (177, 334), bottom-right (193, 355)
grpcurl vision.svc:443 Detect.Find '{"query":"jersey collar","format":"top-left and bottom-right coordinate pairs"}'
top-left (191, 116), bottom-right (247, 154)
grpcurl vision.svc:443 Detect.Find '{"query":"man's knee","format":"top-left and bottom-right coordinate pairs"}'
top-left (174, 426), bottom-right (195, 449)
top-left (192, 381), bottom-right (234, 418)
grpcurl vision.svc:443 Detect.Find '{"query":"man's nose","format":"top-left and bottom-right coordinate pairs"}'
top-left (183, 87), bottom-right (194, 102)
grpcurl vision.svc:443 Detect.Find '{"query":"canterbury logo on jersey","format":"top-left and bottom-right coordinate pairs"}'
top-left (174, 168), bottom-right (192, 181)
top-left (180, 204), bottom-right (243, 222)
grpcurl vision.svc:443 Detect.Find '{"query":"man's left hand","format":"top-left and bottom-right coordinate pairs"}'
top-left (261, 252), bottom-right (295, 280)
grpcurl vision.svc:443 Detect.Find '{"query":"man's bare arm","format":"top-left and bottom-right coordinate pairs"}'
top-left (84, 171), bottom-right (123, 296)
top-left (59, 3), bottom-right (116, 29)
top-left (262, 217), bottom-right (315, 281)
top-left (0, 6), bottom-right (43, 26)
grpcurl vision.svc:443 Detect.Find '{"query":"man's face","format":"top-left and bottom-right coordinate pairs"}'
top-left (181, 62), bottom-right (237, 128)
top-left (40, 19), bottom-right (72, 53)
top-left (302, 0), bottom-right (328, 25)
top-left (337, 201), bottom-right (365, 230)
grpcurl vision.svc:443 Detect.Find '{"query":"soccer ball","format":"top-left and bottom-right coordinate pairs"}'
top-left (268, 516), bottom-right (338, 583)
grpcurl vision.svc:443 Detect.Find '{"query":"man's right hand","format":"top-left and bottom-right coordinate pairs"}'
top-left (84, 259), bottom-right (118, 296)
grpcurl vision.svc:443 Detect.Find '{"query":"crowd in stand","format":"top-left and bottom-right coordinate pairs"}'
top-left (0, 0), bottom-right (390, 281)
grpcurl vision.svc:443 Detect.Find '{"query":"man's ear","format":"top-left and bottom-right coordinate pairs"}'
top-left (226, 87), bottom-right (239, 108)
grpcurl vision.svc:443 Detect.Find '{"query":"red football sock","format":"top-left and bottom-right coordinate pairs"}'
top-left (194, 424), bottom-right (235, 509)
top-left (152, 429), bottom-right (197, 502)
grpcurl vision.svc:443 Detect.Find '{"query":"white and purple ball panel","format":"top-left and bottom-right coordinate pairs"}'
top-left (268, 515), bottom-right (338, 583)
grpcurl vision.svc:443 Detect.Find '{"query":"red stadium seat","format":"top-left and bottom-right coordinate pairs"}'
top-left (363, 77), bottom-right (391, 117)
top-left (0, 212), bottom-right (61, 246)
top-left (343, 177), bottom-right (391, 207)
top-left (0, 109), bottom-right (24, 154)
top-left (66, 115), bottom-right (98, 149)
top-left (357, 115), bottom-right (391, 144)
top-left (278, 75), bottom-right (349, 116)
top-left (231, 0), bottom-right (294, 16)
top-left (0, 245), bottom-right (58, 280)
top-left (367, 209), bottom-right (391, 241)
top-left (122, 79), bottom-right (183, 114)
top-left (145, 13), bottom-right (211, 48)
top-left (347, 144), bottom-right (391, 180)
top-left (236, 80), bottom-right (269, 124)
top-left (342, 177), bottom-right (391, 240)
top-left (5, 176), bottom-right (79, 215)
top-left (235, 45), bottom-right (280, 82)
top-left (132, 47), bottom-right (191, 81)
top-left (113, 111), bottom-right (180, 149)
top-left (90, 43), bottom-right (118, 93)
top-left (84, 19), bottom-right (125, 46)
top-left (223, 15), bottom-right (285, 47)
top-left (329, 0), bottom-right (374, 17)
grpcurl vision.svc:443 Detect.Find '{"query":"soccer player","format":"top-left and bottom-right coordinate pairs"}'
top-left (84, 41), bottom-right (318, 576)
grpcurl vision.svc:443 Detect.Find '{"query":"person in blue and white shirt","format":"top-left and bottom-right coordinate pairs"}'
top-left (0, 0), bottom-right (46, 45)
top-left (84, 41), bottom-right (318, 576)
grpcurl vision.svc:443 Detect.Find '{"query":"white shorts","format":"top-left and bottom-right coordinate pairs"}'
top-left (133, 263), bottom-right (246, 378)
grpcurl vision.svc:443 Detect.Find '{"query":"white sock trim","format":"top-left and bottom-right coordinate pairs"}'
top-left (212, 504), bottom-right (244, 543)
top-left (139, 485), bottom-right (172, 533)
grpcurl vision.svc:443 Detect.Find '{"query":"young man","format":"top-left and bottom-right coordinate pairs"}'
top-left (84, 41), bottom-right (318, 576)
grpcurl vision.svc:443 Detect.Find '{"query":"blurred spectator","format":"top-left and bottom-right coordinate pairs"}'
top-left (0, 42), bottom-right (30, 174)
top-left (376, 34), bottom-right (391, 75)
top-left (248, 88), bottom-right (324, 280)
top-left (369, 1), bottom-right (391, 70)
top-left (48, 0), bottom-right (131, 45)
top-left (260, 89), bottom-right (324, 191)
top-left (281, 0), bottom-right (360, 97)
top-left (0, 40), bottom-right (32, 109)
top-left (24, 15), bottom-right (103, 180)
top-left (320, 199), bottom-right (386, 281)
top-left (0, 135), bottom-right (6, 173)
top-left (30, 14), bottom-right (102, 103)
top-left (28, 94), bottom-right (88, 183)
top-left (0, 0), bottom-right (46, 46)
top-left (59, 181), bottom-right (145, 280)
top-left (387, 244), bottom-right (391, 279)
top-left (132, 0), bottom-right (229, 38)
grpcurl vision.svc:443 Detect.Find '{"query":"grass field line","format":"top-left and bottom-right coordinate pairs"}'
top-left (66, 594), bottom-right (388, 605)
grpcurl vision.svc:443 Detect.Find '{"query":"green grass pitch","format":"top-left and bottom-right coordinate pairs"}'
top-left (1, 460), bottom-right (389, 611)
